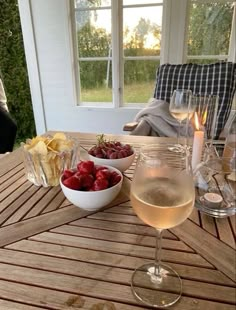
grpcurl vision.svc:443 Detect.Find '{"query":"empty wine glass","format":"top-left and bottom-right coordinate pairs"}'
top-left (130, 144), bottom-right (195, 308)
top-left (169, 89), bottom-right (194, 152)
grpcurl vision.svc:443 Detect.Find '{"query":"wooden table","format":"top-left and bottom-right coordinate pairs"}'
top-left (0, 132), bottom-right (235, 310)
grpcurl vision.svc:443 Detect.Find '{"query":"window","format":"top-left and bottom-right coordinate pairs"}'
top-left (73, 0), bottom-right (163, 106)
top-left (72, 0), bottom-right (235, 107)
top-left (187, 0), bottom-right (235, 63)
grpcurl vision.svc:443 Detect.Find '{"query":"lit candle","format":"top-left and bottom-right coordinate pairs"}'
top-left (192, 112), bottom-right (204, 171)
top-left (203, 193), bottom-right (223, 208)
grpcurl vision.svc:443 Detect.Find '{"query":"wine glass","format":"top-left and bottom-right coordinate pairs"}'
top-left (169, 89), bottom-right (194, 153)
top-left (130, 144), bottom-right (195, 308)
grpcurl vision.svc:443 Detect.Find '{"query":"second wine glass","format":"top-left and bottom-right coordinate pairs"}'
top-left (169, 89), bottom-right (193, 152)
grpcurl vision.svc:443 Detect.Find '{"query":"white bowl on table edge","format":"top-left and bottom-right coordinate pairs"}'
top-left (60, 165), bottom-right (123, 211)
top-left (88, 150), bottom-right (135, 172)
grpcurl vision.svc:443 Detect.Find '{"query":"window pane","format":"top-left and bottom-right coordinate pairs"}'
top-left (76, 9), bottom-right (111, 58)
top-left (123, 3), bottom-right (162, 105)
top-left (75, 0), bottom-right (111, 9)
top-left (123, 0), bottom-right (163, 5)
top-left (79, 61), bottom-right (112, 102)
top-left (123, 6), bottom-right (162, 56)
top-left (187, 1), bottom-right (234, 60)
top-left (123, 60), bottom-right (159, 105)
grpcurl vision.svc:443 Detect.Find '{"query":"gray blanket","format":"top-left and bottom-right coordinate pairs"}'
top-left (131, 98), bottom-right (194, 137)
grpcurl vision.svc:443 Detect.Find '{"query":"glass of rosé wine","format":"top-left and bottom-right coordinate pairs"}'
top-left (130, 144), bottom-right (195, 308)
top-left (169, 89), bottom-right (194, 153)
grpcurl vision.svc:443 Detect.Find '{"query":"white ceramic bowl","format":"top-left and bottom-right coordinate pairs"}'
top-left (88, 151), bottom-right (135, 172)
top-left (60, 165), bottom-right (123, 211)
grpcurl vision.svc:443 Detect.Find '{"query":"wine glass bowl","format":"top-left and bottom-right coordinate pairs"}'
top-left (130, 144), bottom-right (195, 308)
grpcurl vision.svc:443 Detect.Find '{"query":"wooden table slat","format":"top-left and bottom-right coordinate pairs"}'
top-left (0, 279), bottom-right (234, 310)
top-left (0, 262), bottom-right (234, 306)
top-left (215, 217), bottom-right (236, 249)
top-left (200, 212), bottom-right (218, 237)
top-left (2, 186), bottom-right (52, 226)
top-left (171, 219), bottom-right (236, 281)
top-left (51, 224), bottom-right (194, 252)
top-left (5, 242), bottom-right (234, 286)
top-left (0, 132), bottom-right (234, 309)
top-left (29, 231), bottom-right (214, 268)
top-left (69, 217), bottom-right (179, 240)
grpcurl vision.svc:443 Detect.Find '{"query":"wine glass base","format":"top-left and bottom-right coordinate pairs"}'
top-left (131, 262), bottom-right (182, 308)
top-left (168, 144), bottom-right (185, 153)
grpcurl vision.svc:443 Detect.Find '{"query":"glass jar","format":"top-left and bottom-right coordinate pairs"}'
top-left (22, 134), bottom-right (79, 187)
top-left (194, 157), bottom-right (236, 218)
top-left (223, 114), bottom-right (236, 162)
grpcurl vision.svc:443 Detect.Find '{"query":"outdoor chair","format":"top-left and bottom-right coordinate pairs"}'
top-left (123, 62), bottom-right (236, 139)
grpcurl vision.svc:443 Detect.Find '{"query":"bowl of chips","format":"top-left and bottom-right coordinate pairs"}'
top-left (22, 132), bottom-right (79, 187)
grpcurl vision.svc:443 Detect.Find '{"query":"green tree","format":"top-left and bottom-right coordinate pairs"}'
top-left (188, 3), bottom-right (233, 57)
top-left (0, 0), bottom-right (36, 143)
top-left (77, 23), bottom-right (111, 88)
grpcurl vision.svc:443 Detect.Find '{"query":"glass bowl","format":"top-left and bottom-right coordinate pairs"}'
top-left (194, 157), bottom-right (236, 218)
top-left (22, 134), bottom-right (79, 187)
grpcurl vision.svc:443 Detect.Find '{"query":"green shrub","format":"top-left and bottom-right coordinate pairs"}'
top-left (0, 0), bottom-right (36, 144)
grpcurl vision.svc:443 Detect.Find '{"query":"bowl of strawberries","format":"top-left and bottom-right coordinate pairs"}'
top-left (88, 134), bottom-right (135, 172)
top-left (60, 160), bottom-right (123, 211)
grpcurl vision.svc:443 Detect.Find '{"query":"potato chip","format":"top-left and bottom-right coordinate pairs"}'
top-left (28, 140), bottom-right (48, 155)
top-left (22, 132), bottom-right (78, 187)
top-left (53, 132), bottom-right (67, 140)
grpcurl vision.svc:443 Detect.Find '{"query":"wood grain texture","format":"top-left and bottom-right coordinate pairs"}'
top-left (0, 132), bottom-right (235, 309)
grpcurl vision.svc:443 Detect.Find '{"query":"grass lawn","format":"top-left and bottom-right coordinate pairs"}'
top-left (81, 81), bottom-right (156, 104)
top-left (14, 81), bottom-right (156, 148)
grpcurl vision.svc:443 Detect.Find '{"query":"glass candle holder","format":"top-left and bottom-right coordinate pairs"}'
top-left (191, 94), bottom-right (219, 162)
top-left (195, 157), bottom-right (236, 218)
top-left (22, 134), bottom-right (79, 187)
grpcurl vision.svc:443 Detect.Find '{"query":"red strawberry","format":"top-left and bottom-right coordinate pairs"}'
top-left (63, 175), bottom-right (82, 190)
top-left (94, 165), bottom-right (107, 174)
top-left (110, 171), bottom-right (122, 186)
top-left (81, 174), bottom-right (94, 190)
top-left (77, 161), bottom-right (95, 174)
top-left (96, 168), bottom-right (111, 180)
top-left (93, 178), bottom-right (109, 191)
top-left (63, 169), bottom-right (75, 179)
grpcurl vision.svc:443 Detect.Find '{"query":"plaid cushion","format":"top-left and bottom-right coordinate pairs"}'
top-left (153, 62), bottom-right (236, 138)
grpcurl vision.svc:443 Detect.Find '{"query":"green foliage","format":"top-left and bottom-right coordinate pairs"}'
top-left (0, 0), bottom-right (36, 143)
top-left (188, 3), bottom-right (233, 56)
top-left (78, 24), bottom-right (111, 88)
top-left (78, 22), bottom-right (160, 89)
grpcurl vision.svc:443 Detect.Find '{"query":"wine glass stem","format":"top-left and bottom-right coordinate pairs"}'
top-left (177, 121), bottom-right (181, 145)
top-left (154, 229), bottom-right (163, 276)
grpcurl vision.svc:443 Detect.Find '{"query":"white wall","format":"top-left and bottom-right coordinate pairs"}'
top-left (18, 0), bottom-right (140, 135)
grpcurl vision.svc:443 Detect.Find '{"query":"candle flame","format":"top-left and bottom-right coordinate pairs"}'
top-left (202, 107), bottom-right (208, 125)
top-left (194, 112), bottom-right (201, 130)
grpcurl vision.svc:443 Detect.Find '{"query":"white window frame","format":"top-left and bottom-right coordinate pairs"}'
top-left (70, 0), bottom-right (235, 108)
top-left (71, 0), bottom-right (163, 108)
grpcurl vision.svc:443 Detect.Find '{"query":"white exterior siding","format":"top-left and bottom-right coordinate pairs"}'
top-left (18, 0), bottom-right (140, 135)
